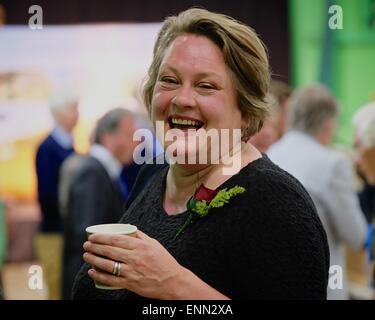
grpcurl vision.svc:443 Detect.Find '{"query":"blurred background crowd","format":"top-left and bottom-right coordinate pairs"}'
top-left (0, 0), bottom-right (374, 300)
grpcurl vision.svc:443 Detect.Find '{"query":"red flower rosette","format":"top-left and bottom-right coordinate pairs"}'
top-left (193, 184), bottom-right (218, 202)
top-left (176, 184), bottom-right (245, 240)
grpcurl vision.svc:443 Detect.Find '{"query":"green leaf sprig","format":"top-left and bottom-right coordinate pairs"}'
top-left (173, 186), bottom-right (246, 240)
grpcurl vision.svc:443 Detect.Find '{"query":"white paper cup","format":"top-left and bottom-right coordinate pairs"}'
top-left (85, 223), bottom-right (137, 290)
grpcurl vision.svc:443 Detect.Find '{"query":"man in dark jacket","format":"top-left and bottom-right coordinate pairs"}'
top-left (62, 108), bottom-right (139, 299)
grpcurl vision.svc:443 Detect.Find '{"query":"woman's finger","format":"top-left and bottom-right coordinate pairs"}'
top-left (83, 252), bottom-right (119, 275)
top-left (83, 242), bottom-right (131, 263)
top-left (135, 229), bottom-right (152, 240)
top-left (88, 233), bottom-right (141, 249)
top-left (83, 253), bottom-right (133, 277)
top-left (87, 268), bottom-right (127, 289)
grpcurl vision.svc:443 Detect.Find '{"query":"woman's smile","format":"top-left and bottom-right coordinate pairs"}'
top-left (168, 115), bottom-right (205, 131)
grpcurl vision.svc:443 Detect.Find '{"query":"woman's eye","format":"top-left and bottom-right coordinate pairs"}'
top-left (160, 77), bottom-right (178, 84)
top-left (198, 83), bottom-right (216, 90)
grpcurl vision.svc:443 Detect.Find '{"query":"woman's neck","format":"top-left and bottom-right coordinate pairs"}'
top-left (163, 142), bottom-right (261, 215)
top-left (164, 164), bottom-right (212, 214)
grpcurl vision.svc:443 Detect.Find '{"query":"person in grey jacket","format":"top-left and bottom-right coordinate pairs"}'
top-left (268, 84), bottom-right (368, 300)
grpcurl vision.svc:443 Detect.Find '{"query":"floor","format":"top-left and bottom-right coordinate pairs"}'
top-left (1, 262), bottom-right (48, 300)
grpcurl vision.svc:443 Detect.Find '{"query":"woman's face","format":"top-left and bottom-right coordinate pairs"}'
top-left (151, 34), bottom-right (245, 165)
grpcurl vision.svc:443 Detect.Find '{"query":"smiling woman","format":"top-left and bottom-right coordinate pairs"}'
top-left (72, 8), bottom-right (329, 300)
top-left (144, 9), bottom-right (270, 143)
top-left (152, 34), bottom-right (243, 168)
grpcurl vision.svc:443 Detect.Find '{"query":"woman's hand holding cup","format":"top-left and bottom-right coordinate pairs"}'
top-left (83, 224), bottom-right (186, 299)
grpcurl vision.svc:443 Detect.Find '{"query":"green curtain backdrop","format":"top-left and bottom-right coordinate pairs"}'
top-left (289, 0), bottom-right (375, 145)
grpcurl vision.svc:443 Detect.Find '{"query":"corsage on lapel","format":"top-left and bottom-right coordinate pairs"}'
top-left (174, 184), bottom-right (246, 239)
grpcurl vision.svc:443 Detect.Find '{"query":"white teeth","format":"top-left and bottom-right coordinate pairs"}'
top-left (170, 118), bottom-right (203, 127)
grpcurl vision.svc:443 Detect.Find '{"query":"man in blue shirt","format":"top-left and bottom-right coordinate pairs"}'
top-left (35, 89), bottom-right (79, 299)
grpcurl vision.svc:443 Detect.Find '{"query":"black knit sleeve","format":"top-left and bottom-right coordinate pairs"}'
top-left (223, 167), bottom-right (330, 299)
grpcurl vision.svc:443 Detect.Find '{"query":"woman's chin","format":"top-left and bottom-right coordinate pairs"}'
top-left (165, 149), bottom-right (196, 164)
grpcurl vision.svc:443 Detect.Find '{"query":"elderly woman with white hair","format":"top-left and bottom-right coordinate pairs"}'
top-left (353, 102), bottom-right (375, 186)
top-left (353, 102), bottom-right (375, 290)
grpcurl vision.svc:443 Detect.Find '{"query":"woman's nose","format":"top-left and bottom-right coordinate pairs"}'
top-left (171, 86), bottom-right (197, 109)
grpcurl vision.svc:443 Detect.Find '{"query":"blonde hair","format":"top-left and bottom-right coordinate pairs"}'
top-left (142, 8), bottom-right (271, 141)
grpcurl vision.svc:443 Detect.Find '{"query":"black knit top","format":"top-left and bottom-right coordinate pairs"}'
top-left (72, 156), bottom-right (329, 300)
